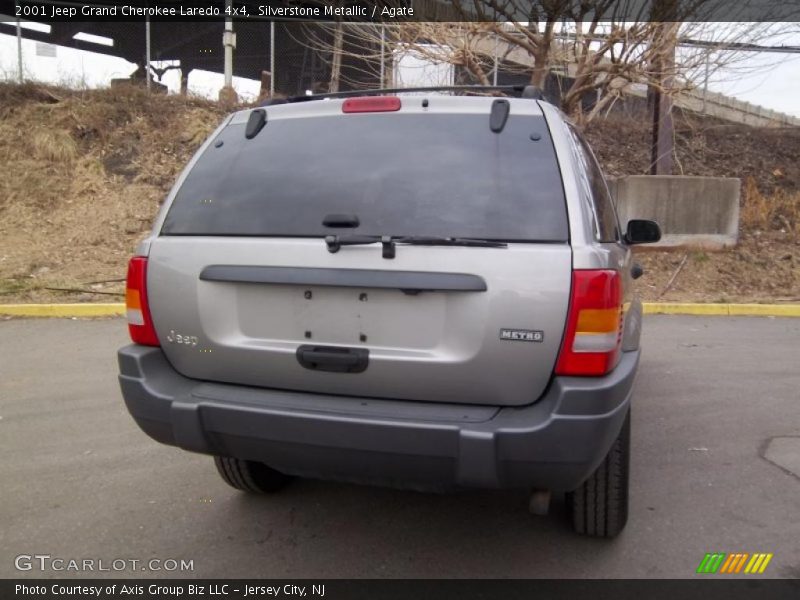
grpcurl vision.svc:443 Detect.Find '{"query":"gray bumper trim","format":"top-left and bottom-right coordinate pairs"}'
top-left (118, 346), bottom-right (638, 491)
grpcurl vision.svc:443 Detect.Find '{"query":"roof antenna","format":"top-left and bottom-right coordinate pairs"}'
top-left (489, 99), bottom-right (510, 133)
top-left (244, 109), bottom-right (267, 139)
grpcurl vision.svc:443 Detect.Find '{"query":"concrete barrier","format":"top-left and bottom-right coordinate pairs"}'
top-left (609, 175), bottom-right (740, 249)
top-left (625, 85), bottom-right (800, 128)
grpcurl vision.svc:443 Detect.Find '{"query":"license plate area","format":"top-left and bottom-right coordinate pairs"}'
top-left (233, 285), bottom-right (446, 350)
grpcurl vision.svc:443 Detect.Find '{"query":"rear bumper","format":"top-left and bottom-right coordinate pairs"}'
top-left (118, 346), bottom-right (638, 491)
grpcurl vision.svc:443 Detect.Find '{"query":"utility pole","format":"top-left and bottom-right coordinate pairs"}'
top-left (219, 0), bottom-right (238, 103)
top-left (270, 20), bottom-right (275, 96)
top-left (223, 3), bottom-right (233, 88)
top-left (16, 15), bottom-right (23, 83)
top-left (493, 32), bottom-right (499, 86)
top-left (145, 17), bottom-right (151, 91)
top-left (380, 24), bottom-right (386, 87)
top-left (702, 51), bottom-right (710, 114)
top-left (649, 17), bottom-right (678, 175)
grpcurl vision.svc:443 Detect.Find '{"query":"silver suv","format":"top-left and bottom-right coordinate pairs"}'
top-left (118, 86), bottom-right (660, 538)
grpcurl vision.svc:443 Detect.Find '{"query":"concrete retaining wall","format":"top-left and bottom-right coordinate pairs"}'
top-left (608, 175), bottom-right (740, 249)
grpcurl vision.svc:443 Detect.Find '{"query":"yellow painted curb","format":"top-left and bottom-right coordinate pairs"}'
top-left (1, 302), bottom-right (799, 318)
top-left (0, 303), bottom-right (125, 317)
top-left (642, 303), bottom-right (800, 317)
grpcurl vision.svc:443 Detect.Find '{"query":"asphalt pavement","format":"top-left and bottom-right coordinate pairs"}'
top-left (1, 316), bottom-right (798, 578)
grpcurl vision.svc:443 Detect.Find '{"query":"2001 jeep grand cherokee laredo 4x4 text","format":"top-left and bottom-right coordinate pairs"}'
top-left (118, 85), bottom-right (661, 537)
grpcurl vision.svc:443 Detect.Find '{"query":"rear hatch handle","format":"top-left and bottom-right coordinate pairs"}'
top-left (296, 345), bottom-right (369, 373)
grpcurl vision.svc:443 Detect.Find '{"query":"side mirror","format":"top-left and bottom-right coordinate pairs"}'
top-left (625, 219), bottom-right (661, 245)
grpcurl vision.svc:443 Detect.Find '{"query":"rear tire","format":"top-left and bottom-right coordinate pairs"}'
top-left (566, 409), bottom-right (630, 538)
top-left (214, 456), bottom-right (292, 493)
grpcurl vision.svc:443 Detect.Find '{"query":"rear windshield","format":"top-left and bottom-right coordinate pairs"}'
top-left (161, 111), bottom-right (568, 241)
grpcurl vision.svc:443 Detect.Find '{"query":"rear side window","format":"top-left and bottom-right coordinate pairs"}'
top-left (162, 112), bottom-right (568, 242)
top-left (568, 126), bottom-right (620, 243)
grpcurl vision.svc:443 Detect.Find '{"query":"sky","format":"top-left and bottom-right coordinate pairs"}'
top-left (704, 50), bottom-right (800, 116)
top-left (0, 22), bottom-right (799, 116)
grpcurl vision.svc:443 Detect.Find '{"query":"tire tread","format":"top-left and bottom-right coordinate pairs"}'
top-left (214, 456), bottom-right (291, 493)
top-left (566, 410), bottom-right (630, 538)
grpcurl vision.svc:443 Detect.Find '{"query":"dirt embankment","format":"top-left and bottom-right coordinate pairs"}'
top-left (588, 113), bottom-right (800, 303)
top-left (584, 112), bottom-right (800, 193)
top-left (0, 83), bottom-right (227, 301)
top-left (0, 83), bottom-right (798, 304)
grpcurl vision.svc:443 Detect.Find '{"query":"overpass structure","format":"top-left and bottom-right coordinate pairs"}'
top-left (470, 31), bottom-right (800, 128)
top-left (0, 0), bottom-right (463, 95)
top-left (2, 12), bottom-right (799, 127)
top-left (0, 18), bottom-right (370, 96)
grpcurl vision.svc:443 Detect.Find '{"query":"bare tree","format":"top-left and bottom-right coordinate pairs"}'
top-left (288, 0), bottom-right (798, 125)
top-left (328, 22), bottom-right (345, 92)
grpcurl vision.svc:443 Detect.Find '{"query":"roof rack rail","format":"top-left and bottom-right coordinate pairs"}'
top-left (262, 85), bottom-right (544, 106)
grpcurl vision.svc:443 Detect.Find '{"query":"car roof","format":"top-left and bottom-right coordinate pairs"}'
top-left (229, 94), bottom-right (548, 124)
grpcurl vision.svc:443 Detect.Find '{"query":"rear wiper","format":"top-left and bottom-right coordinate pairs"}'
top-left (395, 236), bottom-right (508, 248)
top-left (325, 235), bottom-right (395, 258)
top-left (325, 234), bottom-right (507, 259)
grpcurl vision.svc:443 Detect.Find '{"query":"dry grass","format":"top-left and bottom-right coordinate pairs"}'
top-left (0, 82), bottom-right (230, 300)
top-left (29, 129), bottom-right (78, 163)
top-left (740, 177), bottom-right (800, 236)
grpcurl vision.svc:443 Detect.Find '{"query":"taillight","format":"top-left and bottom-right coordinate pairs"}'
top-left (342, 96), bottom-right (401, 113)
top-left (125, 256), bottom-right (160, 346)
top-left (555, 270), bottom-right (622, 376)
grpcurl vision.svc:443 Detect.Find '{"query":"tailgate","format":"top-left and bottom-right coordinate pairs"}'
top-left (147, 237), bottom-right (571, 407)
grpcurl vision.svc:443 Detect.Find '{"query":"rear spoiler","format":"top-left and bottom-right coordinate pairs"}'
top-left (262, 85), bottom-right (544, 106)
